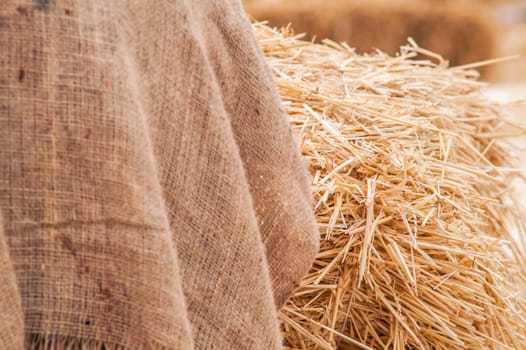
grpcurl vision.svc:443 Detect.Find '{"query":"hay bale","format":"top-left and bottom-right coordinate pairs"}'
top-left (246, 0), bottom-right (496, 74)
top-left (490, 2), bottom-right (526, 83)
top-left (255, 23), bottom-right (526, 349)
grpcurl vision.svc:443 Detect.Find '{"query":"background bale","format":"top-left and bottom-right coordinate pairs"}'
top-left (246, 0), bottom-right (497, 75)
top-left (487, 0), bottom-right (526, 83)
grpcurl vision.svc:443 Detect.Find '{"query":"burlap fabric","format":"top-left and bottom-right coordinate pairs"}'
top-left (0, 1), bottom-right (319, 348)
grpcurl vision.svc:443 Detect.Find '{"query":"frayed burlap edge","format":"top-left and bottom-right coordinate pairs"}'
top-left (26, 334), bottom-right (172, 350)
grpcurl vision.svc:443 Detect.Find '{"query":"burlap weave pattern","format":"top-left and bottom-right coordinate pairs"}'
top-left (0, 0), bottom-right (319, 348)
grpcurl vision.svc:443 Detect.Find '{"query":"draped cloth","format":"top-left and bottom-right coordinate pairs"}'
top-left (0, 1), bottom-right (319, 348)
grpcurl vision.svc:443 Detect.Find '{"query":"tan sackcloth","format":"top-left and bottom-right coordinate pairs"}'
top-left (0, 0), bottom-right (319, 348)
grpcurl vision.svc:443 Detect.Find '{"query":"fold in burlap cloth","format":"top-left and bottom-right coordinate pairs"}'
top-left (0, 1), bottom-right (319, 348)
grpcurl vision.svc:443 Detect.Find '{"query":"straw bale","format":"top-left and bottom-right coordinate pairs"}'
top-left (246, 0), bottom-right (496, 74)
top-left (255, 23), bottom-right (526, 350)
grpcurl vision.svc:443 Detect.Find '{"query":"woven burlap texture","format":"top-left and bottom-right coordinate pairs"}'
top-left (0, 1), bottom-right (319, 348)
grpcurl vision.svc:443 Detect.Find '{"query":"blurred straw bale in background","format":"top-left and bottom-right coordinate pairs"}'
top-left (244, 0), bottom-right (497, 76)
top-left (488, 0), bottom-right (526, 83)
top-left (244, 0), bottom-right (526, 84)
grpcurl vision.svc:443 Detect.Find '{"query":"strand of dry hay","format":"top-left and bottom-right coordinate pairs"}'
top-left (254, 23), bottom-right (526, 350)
